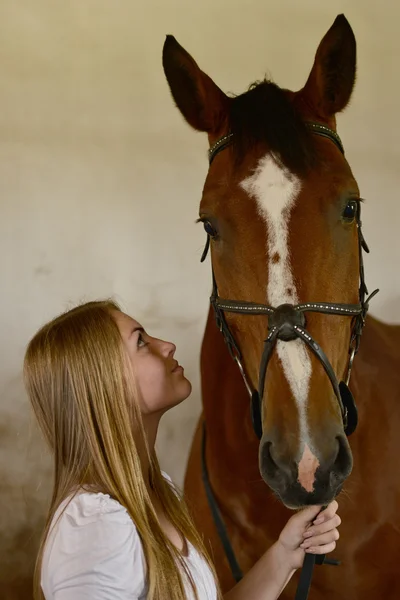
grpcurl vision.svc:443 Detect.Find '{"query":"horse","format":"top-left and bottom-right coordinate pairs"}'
top-left (162, 14), bottom-right (400, 600)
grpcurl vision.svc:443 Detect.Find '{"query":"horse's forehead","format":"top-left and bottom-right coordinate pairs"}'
top-left (201, 149), bottom-right (359, 216)
top-left (240, 154), bottom-right (300, 218)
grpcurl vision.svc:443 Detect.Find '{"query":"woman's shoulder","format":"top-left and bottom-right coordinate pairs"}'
top-left (47, 489), bottom-right (142, 561)
top-left (60, 489), bottom-right (133, 527)
top-left (58, 471), bottom-right (174, 523)
top-left (42, 491), bottom-right (146, 598)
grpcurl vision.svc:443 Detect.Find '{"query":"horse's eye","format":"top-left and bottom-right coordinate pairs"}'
top-left (343, 200), bottom-right (358, 222)
top-left (203, 221), bottom-right (218, 237)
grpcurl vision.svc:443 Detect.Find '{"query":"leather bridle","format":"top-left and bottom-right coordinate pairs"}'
top-left (202, 122), bottom-right (379, 440)
top-left (199, 121), bottom-right (379, 600)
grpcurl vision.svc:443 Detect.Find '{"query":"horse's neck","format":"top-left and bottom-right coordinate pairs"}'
top-left (350, 315), bottom-right (400, 428)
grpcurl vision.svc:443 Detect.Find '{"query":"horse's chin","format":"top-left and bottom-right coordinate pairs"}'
top-left (271, 483), bottom-right (344, 511)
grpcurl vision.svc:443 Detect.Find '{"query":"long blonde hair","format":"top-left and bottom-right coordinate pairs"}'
top-left (24, 300), bottom-right (218, 600)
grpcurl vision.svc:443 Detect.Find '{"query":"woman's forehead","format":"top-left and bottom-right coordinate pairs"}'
top-left (112, 310), bottom-right (142, 333)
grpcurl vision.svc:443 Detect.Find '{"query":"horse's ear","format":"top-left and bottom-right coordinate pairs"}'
top-left (302, 14), bottom-right (356, 119)
top-left (162, 35), bottom-right (228, 134)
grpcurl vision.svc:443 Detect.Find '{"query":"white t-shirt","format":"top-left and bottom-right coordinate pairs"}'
top-left (41, 475), bottom-right (217, 599)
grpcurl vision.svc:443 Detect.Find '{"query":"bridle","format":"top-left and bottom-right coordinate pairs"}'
top-left (199, 121), bottom-right (379, 599)
top-left (202, 121), bottom-right (379, 440)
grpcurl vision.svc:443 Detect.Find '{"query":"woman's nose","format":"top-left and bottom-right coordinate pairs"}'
top-left (158, 338), bottom-right (176, 357)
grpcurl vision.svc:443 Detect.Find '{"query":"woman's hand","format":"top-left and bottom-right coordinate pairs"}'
top-left (224, 502), bottom-right (341, 600)
top-left (276, 501), bottom-right (341, 570)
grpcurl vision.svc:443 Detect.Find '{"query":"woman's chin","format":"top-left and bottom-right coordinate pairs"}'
top-left (172, 378), bottom-right (192, 406)
top-left (179, 378), bottom-right (192, 400)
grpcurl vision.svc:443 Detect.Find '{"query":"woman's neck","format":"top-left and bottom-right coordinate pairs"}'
top-left (140, 412), bottom-right (162, 489)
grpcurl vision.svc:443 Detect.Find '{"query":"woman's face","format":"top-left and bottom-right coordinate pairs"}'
top-left (113, 311), bottom-right (192, 415)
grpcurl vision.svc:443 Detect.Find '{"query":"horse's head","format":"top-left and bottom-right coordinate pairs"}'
top-left (163, 15), bottom-right (365, 508)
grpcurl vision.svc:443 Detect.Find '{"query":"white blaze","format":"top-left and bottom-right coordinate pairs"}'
top-left (240, 154), bottom-right (312, 445)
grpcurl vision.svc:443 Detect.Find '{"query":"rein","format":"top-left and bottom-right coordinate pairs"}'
top-left (200, 121), bottom-right (379, 599)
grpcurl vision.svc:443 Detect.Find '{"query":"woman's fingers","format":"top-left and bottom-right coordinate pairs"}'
top-left (303, 541), bottom-right (337, 555)
top-left (303, 514), bottom-right (341, 538)
top-left (300, 528), bottom-right (340, 550)
top-left (313, 500), bottom-right (339, 525)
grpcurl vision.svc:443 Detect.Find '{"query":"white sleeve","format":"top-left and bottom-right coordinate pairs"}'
top-left (41, 492), bottom-right (147, 600)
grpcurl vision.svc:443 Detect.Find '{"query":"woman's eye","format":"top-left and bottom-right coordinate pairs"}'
top-left (137, 334), bottom-right (147, 348)
top-left (342, 200), bottom-right (358, 222)
top-left (203, 220), bottom-right (217, 237)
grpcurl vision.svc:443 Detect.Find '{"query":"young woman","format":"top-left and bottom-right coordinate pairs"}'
top-left (24, 300), bottom-right (341, 600)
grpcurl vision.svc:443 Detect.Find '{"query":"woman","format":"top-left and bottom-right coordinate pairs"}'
top-left (24, 300), bottom-right (341, 600)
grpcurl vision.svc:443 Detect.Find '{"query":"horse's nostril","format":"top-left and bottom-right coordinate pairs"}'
top-left (327, 435), bottom-right (353, 488)
top-left (333, 435), bottom-right (353, 478)
top-left (260, 441), bottom-right (278, 479)
top-left (260, 441), bottom-right (295, 482)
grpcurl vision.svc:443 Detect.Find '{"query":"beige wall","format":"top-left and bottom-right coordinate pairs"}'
top-left (0, 0), bottom-right (399, 596)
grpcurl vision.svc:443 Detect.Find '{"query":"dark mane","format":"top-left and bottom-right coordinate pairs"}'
top-left (228, 80), bottom-right (317, 173)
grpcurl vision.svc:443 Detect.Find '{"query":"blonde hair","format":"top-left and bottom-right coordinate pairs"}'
top-left (24, 300), bottom-right (219, 600)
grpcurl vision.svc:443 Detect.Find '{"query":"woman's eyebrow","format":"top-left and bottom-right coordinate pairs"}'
top-left (130, 326), bottom-right (144, 338)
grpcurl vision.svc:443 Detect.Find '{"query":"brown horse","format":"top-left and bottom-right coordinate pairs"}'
top-left (163, 14), bottom-right (400, 600)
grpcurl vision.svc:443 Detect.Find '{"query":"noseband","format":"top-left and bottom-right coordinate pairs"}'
top-left (202, 122), bottom-right (379, 439)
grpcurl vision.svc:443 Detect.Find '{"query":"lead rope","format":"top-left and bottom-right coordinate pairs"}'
top-left (294, 542), bottom-right (338, 600)
top-left (201, 423), bottom-right (244, 583)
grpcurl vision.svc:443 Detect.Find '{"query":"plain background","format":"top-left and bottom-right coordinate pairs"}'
top-left (0, 1), bottom-right (399, 596)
